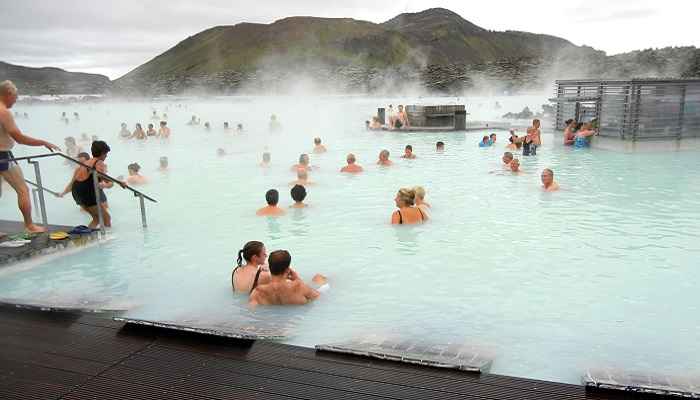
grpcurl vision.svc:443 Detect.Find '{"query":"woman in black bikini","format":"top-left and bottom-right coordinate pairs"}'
top-left (232, 241), bottom-right (270, 294)
top-left (390, 188), bottom-right (425, 225)
top-left (71, 141), bottom-right (115, 229)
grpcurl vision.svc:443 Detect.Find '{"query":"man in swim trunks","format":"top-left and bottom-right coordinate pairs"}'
top-left (0, 80), bottom-right (61, 233)
top-left (249, 250), bottom-right (327, 307)
top-left (256, 189), bottom-right (286, 216)
top-left (541, 168), bottom-right (560, 192)
top-left (340, 153), bottom-right (363, 173)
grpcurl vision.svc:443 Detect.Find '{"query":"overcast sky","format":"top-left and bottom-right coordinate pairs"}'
top-left (1, 0), bottom-right (698, 79)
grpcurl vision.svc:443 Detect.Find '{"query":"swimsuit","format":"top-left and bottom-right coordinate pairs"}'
top-left (397, 208), bottom-right (425, 224)
top-left (574, 135), bottom-right (590, 148)
top-left (231, 265), bottom-right (263, 294)
top-left (0, 151), bottom-right (16, 172)
top-left (71, 159), bottom-right (107, 207)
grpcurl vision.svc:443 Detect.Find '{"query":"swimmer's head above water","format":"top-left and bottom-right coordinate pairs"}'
top-left (379, 149), bottom-right (390, 161)
top-left (395, 187), bottom-right (416, 208)
top-left (346, 153), bottom-right (356, 164)
top-left (314, 137), bottom-right (321, 145)
top-left (502, 152), bottom-right (514, 164)
top-left (262, 152), bottom-right (271, 163)
top-left (237, 240), bottom-right (266, 267)
top-left (436, 141), bottom-right (445, 151)
top-left (159, 156), bottom-right (168, 168)
top-left (268, 250), bottom-right (292, 276)
top-left (291, 184), bottom-right (307, 203)
top-left (265, 189), bottom-right (279, 206)
top-left (127, 163), bottom-right (141, 175)
top-left (510, 158), bottom-right (521, 172)
top-left (541, 168), bottom-right (554, 185)
top-left (299, 153), bottom-right (309, 166)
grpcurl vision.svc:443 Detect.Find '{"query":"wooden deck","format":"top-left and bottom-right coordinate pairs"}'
top-left (0, 306), bottom-right (655, 400)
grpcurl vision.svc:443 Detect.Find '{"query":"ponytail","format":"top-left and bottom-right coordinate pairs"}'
top-left (237, 241), bottom-right (264, 267)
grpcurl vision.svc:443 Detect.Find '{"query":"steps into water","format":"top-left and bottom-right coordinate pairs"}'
top-left (0, 219), bottom-right (99, 267)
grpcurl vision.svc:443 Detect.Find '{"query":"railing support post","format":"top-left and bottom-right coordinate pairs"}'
top-left (31, 188), bottom-right (40, 219)
top-left (28, 160), bottom-right (48, 228)
top-left (91, 169), bottom-right (106, 236)
top-left (139, 194), bottom-right (148, 228)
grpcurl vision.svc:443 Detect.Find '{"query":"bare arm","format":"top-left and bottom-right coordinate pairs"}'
top-left (0, 110), bottom-right (60, 151)
top-left (391, 210), bottom-right (400, 224)
top-left (60, 167), bottom-right (80, 196)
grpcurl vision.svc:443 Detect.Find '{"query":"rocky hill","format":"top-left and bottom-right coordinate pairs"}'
top-left (4, 8), bottom-right (698, 95)
top-left (113, 8), bottom-right (597, 94)
top-left (0, 61), bottom-right (111, 95)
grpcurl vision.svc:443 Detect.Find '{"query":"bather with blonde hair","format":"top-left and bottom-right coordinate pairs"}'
top-left (391, 187), bottom-right (425, 225)
top-left (413, 186), bottom-right (431, 220)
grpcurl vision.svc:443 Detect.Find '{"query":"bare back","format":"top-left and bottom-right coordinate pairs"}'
top-left (249, 279), bottom-right (318, 306)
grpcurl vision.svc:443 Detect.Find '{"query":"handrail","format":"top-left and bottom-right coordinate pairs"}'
top-left (7, 152), bottom-right (157, 203)
top-left (25, 179), bottom-right (60, 197)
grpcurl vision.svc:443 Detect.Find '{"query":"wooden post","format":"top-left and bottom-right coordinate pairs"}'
top-left (454, 110), bottom-right (467, 130)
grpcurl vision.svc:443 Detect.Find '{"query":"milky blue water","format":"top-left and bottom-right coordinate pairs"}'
top-left (1, 95), bottom-right (699, 384)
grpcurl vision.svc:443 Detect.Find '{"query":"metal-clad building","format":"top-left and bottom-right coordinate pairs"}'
top-left (550, 78), bottom-right (700, 140)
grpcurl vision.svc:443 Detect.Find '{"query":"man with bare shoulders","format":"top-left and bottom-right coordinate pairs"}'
top-left (256, 189), bottom-right (286, 216)
top-left (249, 250), bottom-right (327, 307)
top-left (541, 168), bottom-right (560, 192)
top-left (0, 80), bottom-right (60, 232)
top-left (509, 158), bottom-right (523, 175)
top-left (312, 137), bottom-right (327, 154)
top-left (158, 121), bottom-right (170, 138)
top-left (289, 169), bottom-right (314, 186)
top-left (340, 153), bottom-right (363, 173)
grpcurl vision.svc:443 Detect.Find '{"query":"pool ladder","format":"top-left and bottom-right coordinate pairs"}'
top-left (5, 152), bottom-right (157, 236)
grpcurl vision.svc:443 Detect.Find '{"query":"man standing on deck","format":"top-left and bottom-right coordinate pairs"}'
top-left (0, 80), bottom-right (61, 233)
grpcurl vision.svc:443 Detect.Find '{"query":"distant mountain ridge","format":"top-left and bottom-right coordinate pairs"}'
top-left (2, 8), bottom-right (698, 95)
top-left (0, 61), bottom-right (110, 95)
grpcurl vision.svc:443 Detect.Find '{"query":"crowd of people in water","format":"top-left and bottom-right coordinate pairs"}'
top-left (1, 79), bottom-right (592, 305)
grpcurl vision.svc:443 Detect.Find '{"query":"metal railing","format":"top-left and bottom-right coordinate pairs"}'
top-left (6, 152), bottom-right (157, 235)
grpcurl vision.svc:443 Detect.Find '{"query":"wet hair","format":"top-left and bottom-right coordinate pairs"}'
top-left (268, 250), bottom-right (291, 276)
top-left (314, 137), bottom-right (321, 145)
top-left (397, 188), bottom-right (416, 206)
top-left (482, 135), bottom-right (489, 142)
top-left (265, 189), bottom-right (279, 206)
top-left (291, 184), bottom-right (307, 202)
top-left (135, 123), bottom-right (142, 130)
top-left (436, 141), bottom-right (444, 148)
top-left (237, 240), bottom-right (264, 267)
top-left (262, 152), bottom-right (271, 162)
top-left (347, 153), bottom-right (356, 163)
top-left (503, 152), bottom-right (514, 161)
top-left (490, 133), bottom-right (496, 139)
top-left (148, 123), bottom-right (154, 129)
top-left (532, 119), bottom-right (541, 128)
top-left (405, 145), bottom-right (412, 151)
top-left (542, 168), bottom-right (554, 177)
top-left (128, 163), bottom-right (141, 173)
top-left (298, 153), bottom-right (309, 165)
top-left (379, 149), bottom-right (390, 160)
top-left (77, 152), bottom-right (90, 160)
top-left (565, 119), bottom-right (574, 125)
top-left (91, 140), bottom-right (110, 157)
top-left (413, 186), bottom-right (426, 200)
top-left (160, 121), bottom-right (167, 126)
